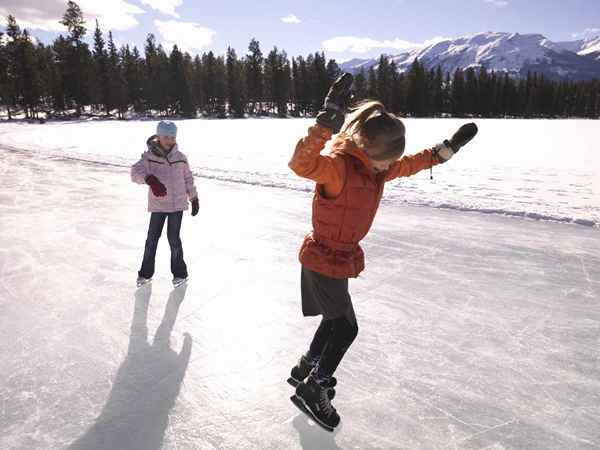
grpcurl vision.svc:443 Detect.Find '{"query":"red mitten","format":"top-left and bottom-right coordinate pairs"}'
top-left (145, 175), bottom-right (167, 197)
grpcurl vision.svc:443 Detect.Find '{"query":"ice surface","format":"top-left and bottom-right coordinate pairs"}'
top-left (0, 118), bottom-right (598, 227)
top-left (0, 145), bottom-right (599, 449)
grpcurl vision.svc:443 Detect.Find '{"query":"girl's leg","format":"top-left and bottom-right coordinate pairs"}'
top-left (167, 211), bottom-right (188, 278)
top-left (308, 318), bottom-right (334, 362)
top-left (139, 213), bottom-right (167, 278)
top-left (314, 305), bottom-right (359, 382)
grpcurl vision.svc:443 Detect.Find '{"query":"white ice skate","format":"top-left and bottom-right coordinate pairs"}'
top-left (136, 276), bottom-right (152, 288)
top-left (172, 277), bottom-right (188, 288)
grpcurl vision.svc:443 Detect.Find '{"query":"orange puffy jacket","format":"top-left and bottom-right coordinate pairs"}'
top-left (288, 124), bottom-right (440, 279)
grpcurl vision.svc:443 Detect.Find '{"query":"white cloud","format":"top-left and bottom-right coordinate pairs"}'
top-left (484, 0), bottom-right (509, 7)
top-left (322, 36), bottom-right (423, 54)
top-left (140, 0), bottom-right (183, 18)
top-left (281, 14), bottom-right (301, 24)
top-left (154, 19), bottom-right (215, 53)
top-left (0, 33), bottom-right (38, 45)
top-left (0, 0), bottom-right (144, 32)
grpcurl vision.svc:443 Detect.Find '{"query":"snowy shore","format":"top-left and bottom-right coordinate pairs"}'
top-left (1, 147), bottom-right (598, 450)
top-left (0, 117), bottom-right (598, 228)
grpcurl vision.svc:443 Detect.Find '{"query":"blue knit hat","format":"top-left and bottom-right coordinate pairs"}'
top-left (157, 120), bottom-right (177, 137)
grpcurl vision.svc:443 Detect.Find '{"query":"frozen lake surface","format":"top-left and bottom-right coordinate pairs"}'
top-left (0, 141), bottom-right (599, 449)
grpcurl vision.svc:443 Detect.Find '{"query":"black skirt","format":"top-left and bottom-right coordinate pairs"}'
top-left (301, 266), bottom-right (353, 319)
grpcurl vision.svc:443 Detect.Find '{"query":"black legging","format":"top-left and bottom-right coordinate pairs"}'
top-left (308, 306), bottom-right (359, 379)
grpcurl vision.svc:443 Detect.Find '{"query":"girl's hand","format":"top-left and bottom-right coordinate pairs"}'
top-left (435, 123), bottom-right (479, 162)
top-left (191, 198), bottom-right (199, 216)
top-left (446, 123), bottom-right (478, 153)
top-left (145, 175), bottom-right (167, 197)
top-left (316, 73), bottom-right (354, 133)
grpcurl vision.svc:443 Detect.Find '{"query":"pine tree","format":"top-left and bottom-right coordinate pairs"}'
top-left (35, 44), bottom-right (56, 118)
top-left (431, 66), bottom-right (445, 117)
top-left (4, 15), bottom-right (21, 119)
top-left (60, 1), bottom-right (86, 41)
top-left (278, 51), bottom-right (291, 117)
top-left (226, 47), bottom-right (245, 118)
top-left (214, 55), bottom-right (227, 118)
top-left (312, 52), bottom-right (329, 113)
top-left (168, 45), bottom-right (194, 117)
top-left (60, 0), bottom-right (90, 116)
top-left (353, 69), bottom-right (367, 103)
top-left (246, 38), bottom-right (263, 115)
top-left (144, 34), bottom-right (161, 113)
top-left (477, 66), bottom-right (492, 117)
top-left (451, 69), bottom-right (465, 117)
top-left (202, 51), bottom-right (217, 115)
top-left (264, 47), bottom-right (291, 117)
top-left (129, 46), bottom-right (145, 113)
top-left (156, 44), bottom-right (171, 114)
top-left (296, 56), bottom-right (312, 116)
top-left (0, 32), bottom-right (9, 118)
top-left (367, 66), bottom-right (378, 99)
top-left (92, 20), bottom-right (110, 114)
top-left (389, 67), bottom-right (405, 114)
top-left (263, 48), bottom-right (277, 114)
top-left (376, 55), bottom-right (393, 106)
top-left (19, 30), bottom-right (41, 119)
top-left (190, 55), bottom-right (206, 113)
top-left (463, 67), bottom-right (477, 116)
top-left (107, 32), bottom-right (126, 118)
top-left (407, 59), bottom-right (427, 116)
top-left (326, 59), bottom-right (341, 84)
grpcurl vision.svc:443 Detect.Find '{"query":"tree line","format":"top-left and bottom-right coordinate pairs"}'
top-left (1, 1), bottom-right (599, 121)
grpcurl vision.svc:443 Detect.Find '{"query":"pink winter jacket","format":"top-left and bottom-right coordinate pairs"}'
top-left (131, 144), bottom-right (198, 213)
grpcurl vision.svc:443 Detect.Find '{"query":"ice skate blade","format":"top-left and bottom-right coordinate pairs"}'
top-left (287, 376), bottom-right (301, 388)
top-left (136, 279), bottom-right (152, 288)
top-left (172, 278), bottom-right (188, 288)
top-left (290, 395), bottom-right (335, 433)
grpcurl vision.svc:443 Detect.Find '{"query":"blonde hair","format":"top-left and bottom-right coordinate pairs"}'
top-left (341, 100), bottom-right (405, 161)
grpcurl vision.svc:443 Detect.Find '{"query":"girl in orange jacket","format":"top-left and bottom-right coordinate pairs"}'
top-left (287, 73), bottom-right (478, 431)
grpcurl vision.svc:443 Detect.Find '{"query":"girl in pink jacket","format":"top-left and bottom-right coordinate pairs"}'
top-left (131, 121), bottom-right (199, 288)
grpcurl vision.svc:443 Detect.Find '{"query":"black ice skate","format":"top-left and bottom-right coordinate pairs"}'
top-left (287, 355), bottom-right (337, 399)
top-left (290, 375), bottom-right (341, 432)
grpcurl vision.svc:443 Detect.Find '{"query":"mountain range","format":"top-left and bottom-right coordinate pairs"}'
top-left (340, 32), bottom-right (600, 81)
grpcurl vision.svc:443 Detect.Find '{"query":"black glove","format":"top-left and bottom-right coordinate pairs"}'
top-left (316, 73), bottom-right (354, 133)
top-left (445, 123), bottom-right (478, 153)
top-left (145, 174), bottom-right (167, 197)
top-left (191, 197), bottom-right (199, 216)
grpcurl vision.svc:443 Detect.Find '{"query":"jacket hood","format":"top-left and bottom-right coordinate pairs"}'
top-left (146, 134), bottom-right (178, 158)
top-left (330, 134), bottom-right (374, 172)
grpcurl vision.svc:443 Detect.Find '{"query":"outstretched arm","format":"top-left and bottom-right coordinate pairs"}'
top-left (386, 123), bottom-right (478, 181)
top-left (385, 149), bottom-right (440, 181)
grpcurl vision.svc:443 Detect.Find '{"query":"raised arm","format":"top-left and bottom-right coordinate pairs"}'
top-left (289, 72), bottom-right (354, 194)
top-left (288, 124), bottom-right (343, 184)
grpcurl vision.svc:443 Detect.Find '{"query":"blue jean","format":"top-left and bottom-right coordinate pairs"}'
top-left (138, 212), bottom-right (188, 279)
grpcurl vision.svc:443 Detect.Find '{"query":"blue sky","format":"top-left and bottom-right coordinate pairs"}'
top-left (1, 0), bottom-right (599, 61)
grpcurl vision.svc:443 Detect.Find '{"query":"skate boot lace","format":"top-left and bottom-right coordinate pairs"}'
top-left (319, 386), bottom-right (336, 417)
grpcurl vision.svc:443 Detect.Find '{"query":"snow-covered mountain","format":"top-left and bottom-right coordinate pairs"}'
top-left (341, 32), bottom-right (600, 80)
top-left (554, 36), bottom-right (600, 60)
